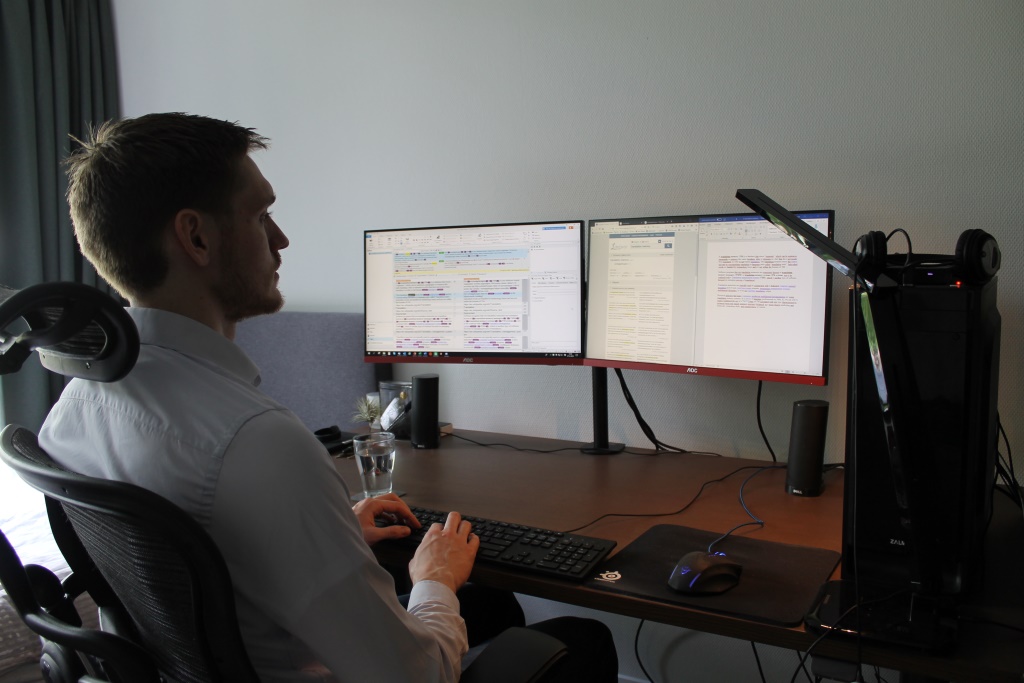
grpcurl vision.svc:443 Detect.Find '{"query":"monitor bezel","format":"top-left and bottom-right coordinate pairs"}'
top-left (583, 209), bottom-right (835, 386)
top-left (364, 220), bottom-right (586, 366)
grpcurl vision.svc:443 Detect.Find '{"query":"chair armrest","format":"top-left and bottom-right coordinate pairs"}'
top-left (460, 626), bottom-right (567, 683)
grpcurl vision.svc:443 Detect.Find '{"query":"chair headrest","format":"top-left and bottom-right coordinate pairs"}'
top-left (0, 282), bottom-right (139, 382)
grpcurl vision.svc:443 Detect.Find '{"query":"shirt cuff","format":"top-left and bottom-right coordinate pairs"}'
top-left (408, 579), bottom-right (460, 612)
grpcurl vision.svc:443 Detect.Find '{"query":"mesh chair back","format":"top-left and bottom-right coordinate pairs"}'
top-left (0, 525), bottom-right (160, 683)
top-left (1, 424), bottom-right (260, 683)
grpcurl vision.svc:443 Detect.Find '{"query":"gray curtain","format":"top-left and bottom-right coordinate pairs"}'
top-left (0, 0), bottom-right (120, 430)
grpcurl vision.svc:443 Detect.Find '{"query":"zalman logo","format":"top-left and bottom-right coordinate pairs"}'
top-left (890, 538), bottom-right (906, 546)
top-left (685, 367), bottom-right (699, 374)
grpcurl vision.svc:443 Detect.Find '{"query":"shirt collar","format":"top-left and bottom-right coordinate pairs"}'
top-left (126, 307), bottom-right (262, 386)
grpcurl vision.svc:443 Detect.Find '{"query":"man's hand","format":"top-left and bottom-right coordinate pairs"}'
top-left (408, 511), bottom-right (479, 593)
top-left (352, 493), bottom-right (422, 546)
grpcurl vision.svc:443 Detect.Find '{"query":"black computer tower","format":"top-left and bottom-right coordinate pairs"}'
top-left (842, 278), bottom-right (1000, 597)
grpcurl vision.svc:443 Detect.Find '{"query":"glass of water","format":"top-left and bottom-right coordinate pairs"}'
top-left (352, 431), bottom-right (397, 499)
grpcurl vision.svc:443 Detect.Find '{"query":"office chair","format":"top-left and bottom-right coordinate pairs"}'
top-left (1, 423), bottom-right (262, 682)
top-left (1, 282), bottom-right (567, 683)
top-left (0, 281), bottom-right (162, 682)
top-left (0, 522), bottom-right (158, 683)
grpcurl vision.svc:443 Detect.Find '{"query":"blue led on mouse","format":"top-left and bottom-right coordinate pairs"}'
top-left (667, 550), bottom-right (743, 595)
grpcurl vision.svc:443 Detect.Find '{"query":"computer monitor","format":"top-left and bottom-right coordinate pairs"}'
top-left (585, 210), bottom-right (834, 385)
top-left (364, 220), bottom-right (585, 365)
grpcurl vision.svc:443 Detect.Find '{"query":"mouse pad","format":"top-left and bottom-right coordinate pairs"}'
top-left (585, 524), bottom-right (840, 627)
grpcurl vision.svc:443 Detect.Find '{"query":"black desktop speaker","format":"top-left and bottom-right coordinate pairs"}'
top-left (843, 278), bottom-right (1000, 597)
top-left (786, 400), bottom-right (829, 497)
top-left (411, 373), bottom-right (440, 449)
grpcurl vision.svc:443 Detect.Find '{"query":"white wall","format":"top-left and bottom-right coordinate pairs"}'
top-left (111, 1), bottom-right (1023, 679)
top-left (112, 0), bottom-right (1023, 470)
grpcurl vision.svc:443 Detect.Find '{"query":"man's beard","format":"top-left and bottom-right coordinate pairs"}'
top-left (213, 245), bottom-right (284, 323)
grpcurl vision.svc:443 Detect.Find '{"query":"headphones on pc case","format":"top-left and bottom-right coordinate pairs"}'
top-left (853, 228), bottom-right (1002, 285)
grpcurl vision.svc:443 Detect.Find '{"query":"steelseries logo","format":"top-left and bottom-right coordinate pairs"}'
top-left (685, 367), bottom-right (699, 374)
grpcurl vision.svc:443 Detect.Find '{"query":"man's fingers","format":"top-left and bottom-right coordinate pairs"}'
top-left (371, 496), bottom-right (422, 528)
top-left (425, 512), bottom-right (474, 543)
top-left (378, 524), bottom-right (412, 540)
top-left (443, 511), bottom-right (462, 532)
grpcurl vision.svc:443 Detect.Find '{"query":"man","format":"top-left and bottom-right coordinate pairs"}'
top-left (40, 113), bottom-right (616, 682)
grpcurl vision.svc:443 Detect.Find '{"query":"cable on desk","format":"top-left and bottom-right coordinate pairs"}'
top-left (449, 428), bottom-right (723, 458)
top-left (613, 368), bottom-right (683, 453)
top-left (706, 465), bottom-right (784, 553)
top-left (755, 381), bottom-right (778, 462)
top-left (449, 432), bottom-right (589, 454)
top-left (612, 368), bottom-right (722, 457)
top-left (789, 588), bottom-right (908, 683)
top-left (560, 463), bottom-right (777, 535)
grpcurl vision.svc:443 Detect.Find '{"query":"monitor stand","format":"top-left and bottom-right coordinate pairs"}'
top-left (582, 367), bottom-right (625, 455)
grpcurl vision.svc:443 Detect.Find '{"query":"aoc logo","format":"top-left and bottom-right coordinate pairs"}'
top-left (685, 367), bottom-right (699, 374)
top-left (462, 358), bottom-right (475, 363)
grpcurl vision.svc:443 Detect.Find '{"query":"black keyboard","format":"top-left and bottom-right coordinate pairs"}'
top-left (381, 507), bottom-right (616, 582)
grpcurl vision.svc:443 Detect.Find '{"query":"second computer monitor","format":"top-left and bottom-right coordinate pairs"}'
top-left (586, 211), bottom-right (834, 385)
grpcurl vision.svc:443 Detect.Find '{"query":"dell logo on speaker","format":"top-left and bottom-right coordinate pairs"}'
top-left (686, 367), bottom-right (699, 374)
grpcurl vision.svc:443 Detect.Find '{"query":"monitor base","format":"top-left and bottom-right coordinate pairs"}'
top-left (581, 442), bottom-right (625, 455)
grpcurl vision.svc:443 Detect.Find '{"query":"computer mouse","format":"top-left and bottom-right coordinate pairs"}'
top-left (667, 550), bottom-right (742, 595)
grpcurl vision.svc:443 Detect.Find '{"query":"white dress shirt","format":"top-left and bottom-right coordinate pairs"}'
top-left (39, 307), bottom-right (468, 682)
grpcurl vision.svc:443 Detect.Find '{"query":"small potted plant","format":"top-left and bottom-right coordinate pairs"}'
top-left (352, 395), bottom-right (382, 432)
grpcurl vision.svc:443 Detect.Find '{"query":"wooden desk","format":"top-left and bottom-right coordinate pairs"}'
top-left (335, 430), bottom-right (1024, 683)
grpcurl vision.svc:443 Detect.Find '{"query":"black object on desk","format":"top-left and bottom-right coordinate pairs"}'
top-left (314, 425), bottom-right (357, 456)
top-left (806, 580), bottom-right (957, 651)
top-left (586, 524), bottom-right (840, 627)
top-left (380, 507), bottom-right (616, 581)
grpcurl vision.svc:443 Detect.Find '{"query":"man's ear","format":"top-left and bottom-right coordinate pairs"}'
top-left (171, 208), bottom-right (214, 267)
